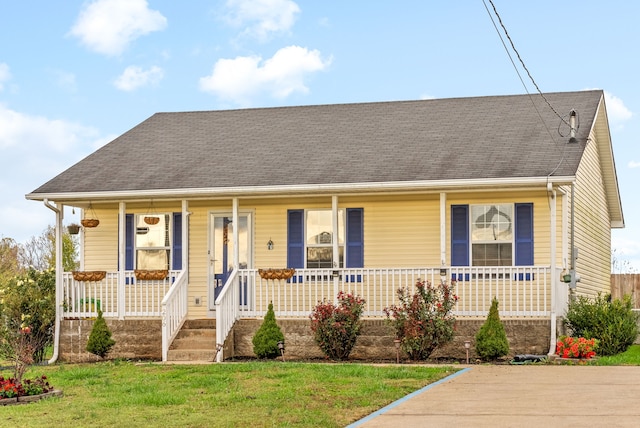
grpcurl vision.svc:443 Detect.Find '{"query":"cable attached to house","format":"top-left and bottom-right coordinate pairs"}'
top-left (482, 0), bottom-right (575, 180)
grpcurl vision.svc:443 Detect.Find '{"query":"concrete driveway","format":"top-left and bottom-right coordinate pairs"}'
top-left (349, 365), bottom-right (640, 427)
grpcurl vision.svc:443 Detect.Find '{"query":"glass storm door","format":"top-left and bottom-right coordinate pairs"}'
top-left (209, 213), bottom-right (250, 310)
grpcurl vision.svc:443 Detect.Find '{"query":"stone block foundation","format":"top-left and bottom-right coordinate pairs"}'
top-left (59, 317), bottom-right (551, 362)
top-left (230, 317), bottom-right (552, 361)
top-left (59, 319), bottom-right (162, 362)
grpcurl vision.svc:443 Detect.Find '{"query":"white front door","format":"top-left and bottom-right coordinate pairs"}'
top-left (208, 212), bottom-right (252, 312)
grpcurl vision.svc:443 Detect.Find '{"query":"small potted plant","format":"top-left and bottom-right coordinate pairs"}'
top-left (67, 223), bottom-right (81, 235)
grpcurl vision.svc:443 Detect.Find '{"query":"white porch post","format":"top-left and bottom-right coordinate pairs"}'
top-left (332, 195), bottom-right (339, 298)
top-left (118, 202), bottom-right (126, 320)
top-left (440, 192), bottom-right (446, 268)
top-left (182, 199), bottom-right (190, 283)
top-left (548, 188), bottom-right (557, 356)
top-left (232, 198), bottom-right (239, 271)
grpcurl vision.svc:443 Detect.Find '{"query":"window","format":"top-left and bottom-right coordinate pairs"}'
top-left (305, 210), bottom-right (344, 268)
top-left (451, 203), bottom-right (533, 267)
top-left (305, 210), bottom-right (344, 269)
top-left (135, 214), bottom-right (171, 270)
top-left (471, 204), bottom-right (513, 266)
top-left (288, 208), bottom-right (363, 269)
top-left (125, 213), bottom-right (182, 271)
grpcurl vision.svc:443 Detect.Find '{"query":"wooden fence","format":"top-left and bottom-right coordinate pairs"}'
top-left (610, 274), bottom-right (640, 308)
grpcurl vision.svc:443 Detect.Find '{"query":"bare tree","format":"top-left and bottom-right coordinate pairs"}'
top-left (19, 226), bottom-right (79, 272)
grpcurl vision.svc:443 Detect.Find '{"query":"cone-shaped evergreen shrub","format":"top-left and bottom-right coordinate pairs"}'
top-left (252, 302), bottom-right (285, 359)
top-left (86, 309), bottom-right (115, 358)
top-left (475, 297), bottom-right (509, 360)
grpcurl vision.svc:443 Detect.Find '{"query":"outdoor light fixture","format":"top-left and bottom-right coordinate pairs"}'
top-left (267, 238), bottom-right (274, 250)
top-left (464, 340), bottom-right (471, 364)
top-left (394, 339), bottom-right (401, 364)
top-left (277, 340), bottom-right (285, 361)
top-left (439, 268), bottom-right (447, 277)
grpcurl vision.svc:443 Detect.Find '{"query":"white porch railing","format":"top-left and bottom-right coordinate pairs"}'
top-left (233, 266), bottom-right (555, 319)
top-left (61, 270), bottom-right (181, 319)
top-left (63, 266), bottom-right (564, 362)
top-left (161, 270), bottom-right (189, 362)
top-left (214, 269), bottom-right (242, 362)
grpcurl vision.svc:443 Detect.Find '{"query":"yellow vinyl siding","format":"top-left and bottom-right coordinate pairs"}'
top-left (354, 195), bottom-right (440, 267)
top-left (83, 205), bottom-right (119, 271)
top-left (573, 131), bottom-right (612, 297)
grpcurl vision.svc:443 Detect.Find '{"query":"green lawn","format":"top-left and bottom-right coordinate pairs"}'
top-left (591, 344), bottom-right (640, 365)
top-left (1, 361), bottom-right (456, 428)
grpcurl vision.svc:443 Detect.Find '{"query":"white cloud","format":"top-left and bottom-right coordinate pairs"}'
top-left (0, 63), bottom-right (11, 91)
top-left (0, 104), bottom-right (99, 153)
top-left (199, 46), bottom-right (331, 105)
top-left (629, 161), bottom-right (640, 169)
top-left (0, 105), bottom-right (104, 243)
top-left (69, 0), bottom-right (167, 56)
top-left (604, 91), bottom-right (633, 124)
top-left (225, 0), bottom-right (300, 41)
top-left (114, 65), bottom-right (164, 91)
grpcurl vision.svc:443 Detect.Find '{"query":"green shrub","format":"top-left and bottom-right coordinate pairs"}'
top-left (565, 293), bottom-right (638, 356)
top-left (0, 267), bottom-right (55, 363)
top-left (252, 302), bottom-right (285, 359)
top-left (384, 279), bottom-right (457, 360)
top-left (86, 309), bottom-right (115, 358)
top-left (310, 291), bottom-right (365, 360)
top-left (475, 297), bottom-right (509, 360)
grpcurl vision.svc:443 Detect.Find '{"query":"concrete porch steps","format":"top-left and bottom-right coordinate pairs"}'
top-left (167, 319), bottom-right (218, 362)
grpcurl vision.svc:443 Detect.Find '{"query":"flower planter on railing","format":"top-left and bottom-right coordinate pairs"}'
top-left (258, 268), bottom-right (296, 280)
top-left (72, 271), bottom-right (106, 282)
top-left (134, 269), bottom-right (168, 280)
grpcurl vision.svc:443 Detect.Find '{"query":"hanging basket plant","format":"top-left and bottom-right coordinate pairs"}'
top-left (81, 203), bottom-right (100, 228)
top-left (144, 201), bottom-right (160, 225)
top-left (81, 219), bottom-right (99, 228)
top-left (144, 216), bottom-right (160, 225)
top-left (67, 223), bottom-right (81, 235)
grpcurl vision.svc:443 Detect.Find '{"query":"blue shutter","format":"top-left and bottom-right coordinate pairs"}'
top-left (287, 210), bottom-right (304, 269)
top-left (346, 208), bottom-right (364, 268)
top-left (172, 213), bottom-right (182, 270)
top-left (451, 205), bottom-right (469, 267)
top-left (125, 214), bottom-right (134, 270)
top-left (515, 203), bottom-right (534, 266)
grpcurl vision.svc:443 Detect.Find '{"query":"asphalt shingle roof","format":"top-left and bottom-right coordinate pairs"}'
top-left (29, 90), bottom-right (603, 196)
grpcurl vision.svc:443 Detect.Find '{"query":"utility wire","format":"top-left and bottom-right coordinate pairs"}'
top-left (481, 0), bottom-right (570, 179)
top-left (486, 0), bottom-right (570, 127)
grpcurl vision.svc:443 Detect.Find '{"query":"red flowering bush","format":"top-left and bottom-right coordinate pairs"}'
top-left (384, 279), bottom-right (458, 360)
top-left (310, 291), bottom-right (366, 360)
top-left (556, 336), bottom-right (598, 359)
top-left (0, 375), bottom-right (52, 399)
top-left (0, 377), bottom-right (20, 398)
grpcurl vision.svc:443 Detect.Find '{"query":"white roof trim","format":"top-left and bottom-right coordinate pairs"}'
top-left (26, 176), bottom-right (576, 202)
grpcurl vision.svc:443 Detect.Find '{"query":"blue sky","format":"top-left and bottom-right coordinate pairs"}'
top-left (0, 0), bottom-right (638, 270)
